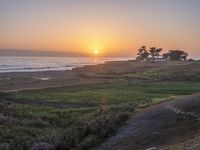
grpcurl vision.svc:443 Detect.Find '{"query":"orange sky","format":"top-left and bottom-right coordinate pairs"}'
top-left (0, 0), bottom-right (200, 58)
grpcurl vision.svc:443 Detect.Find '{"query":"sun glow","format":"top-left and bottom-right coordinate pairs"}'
top-left (94, 50), bottom-right (99, 54)
top-left (92, 48), bottom-right (100, 55)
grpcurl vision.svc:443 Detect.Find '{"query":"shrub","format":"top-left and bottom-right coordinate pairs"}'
top-left (54, 105), bottom-right (133, 150)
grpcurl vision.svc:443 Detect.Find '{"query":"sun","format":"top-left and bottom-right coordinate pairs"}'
top-left (93, 49), bottom-right (99, 55)
top-left (94, 50), bottom-right (98, 54)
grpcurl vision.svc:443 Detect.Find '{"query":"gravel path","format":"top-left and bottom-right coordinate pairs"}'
top-left (95, 93), bottom-right (200, 150)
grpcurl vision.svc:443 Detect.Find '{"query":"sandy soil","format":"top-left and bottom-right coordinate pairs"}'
top-left (0, 70), bottom-right (111, 92)
top-left (95, 93), bottom-right (200, 150)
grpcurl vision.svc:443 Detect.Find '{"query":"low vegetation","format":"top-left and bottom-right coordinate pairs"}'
top-left (0, 61), bottom-right (200, 149)
top-left (4, 82), bottom-right (200, 105)
top-left (1, 82), bottom-right (200, 149)
top-left (0, 100), bottom-right (135, 150)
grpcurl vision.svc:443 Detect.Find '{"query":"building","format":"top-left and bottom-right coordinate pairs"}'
top-left (147, 56), bottom-right (169, 62)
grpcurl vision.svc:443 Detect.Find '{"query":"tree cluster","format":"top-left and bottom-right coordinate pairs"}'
top-left (163, 50), bottom-right (188, 61)
top-left (136, 46), bottom-right (188, 61)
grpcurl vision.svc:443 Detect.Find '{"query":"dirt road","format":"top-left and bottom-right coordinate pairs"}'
top-left (95, 93), bottom-right (200, 150)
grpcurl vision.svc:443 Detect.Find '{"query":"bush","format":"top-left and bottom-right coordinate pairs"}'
top-left (77, 135), bottom-right (99, 150)
top-left (54, 105), bottom-right (133, 150)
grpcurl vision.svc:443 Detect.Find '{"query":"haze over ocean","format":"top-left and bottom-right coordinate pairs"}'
top-left (0, 56), bottom-right (131, 73)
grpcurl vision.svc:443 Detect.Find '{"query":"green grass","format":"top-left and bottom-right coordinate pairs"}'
top-left (0, 103), bottom-right (96, 149)
top-left (130, 62), bottom-right (200, 81)
top-left (12, 104), bottom-right (95, 126)
top-left (129, 68), bottom-right (170, 79)
top-left (6, 82), bottom-right (200, 105)
top-left (1, 80), bottom-right (200, 149)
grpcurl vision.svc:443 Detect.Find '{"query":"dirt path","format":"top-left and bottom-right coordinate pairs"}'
top-left (95, 93), bottom-right (200, 150)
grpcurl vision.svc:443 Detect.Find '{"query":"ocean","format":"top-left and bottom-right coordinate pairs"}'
top-left (0, 57), bottom-right (132, 73)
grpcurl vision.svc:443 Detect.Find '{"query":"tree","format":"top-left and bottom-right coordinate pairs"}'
top-left (137, 46), bottom-right (149, 61)
top-left (149, 47), bottom-right (163, 61)
top-left (166, 50), bottom-right (188, 61)
top-left (162, 53), bottom-right (170, 59)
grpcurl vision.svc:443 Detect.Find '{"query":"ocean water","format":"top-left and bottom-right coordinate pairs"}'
top-left (0, 57), bottom-right (131, 73)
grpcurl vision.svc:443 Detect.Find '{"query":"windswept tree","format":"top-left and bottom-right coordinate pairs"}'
top-left (162, 53), bottom-right (170, 59)
top-left (149, 47), bottom-right (163, 61)
top-left (136, 46), bottom-right (149, 61)
top-left (167, 50), bottom-right (188, 61)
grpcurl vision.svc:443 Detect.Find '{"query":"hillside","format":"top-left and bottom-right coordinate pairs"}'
top-left (0, 61), bottom-right (200, 150)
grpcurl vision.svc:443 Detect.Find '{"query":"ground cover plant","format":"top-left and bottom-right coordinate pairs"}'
top-left (4, 82), bottom-right (200, 105)
top-left (1, 81), bottom-right (200, 149)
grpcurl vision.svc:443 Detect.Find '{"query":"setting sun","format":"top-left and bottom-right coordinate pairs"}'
top-left (94, 50), bottom-right (99, 55)
top-left (92, 48), bottom-right (100, 55)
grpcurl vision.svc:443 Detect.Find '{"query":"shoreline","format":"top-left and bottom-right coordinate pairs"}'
top-left (0, 56), bottom-right (133, 74)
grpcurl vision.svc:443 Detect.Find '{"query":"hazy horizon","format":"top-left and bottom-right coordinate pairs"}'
top-left (1, 0), bottom-right (199, 58)
top-left (0, 49), bottom-right (200, 59)
top-left (0, 49), bottom-right (133, 57)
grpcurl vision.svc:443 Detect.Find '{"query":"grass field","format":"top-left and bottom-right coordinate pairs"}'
top-left (1, 81), bottom-right (200, 149)
top-left (1, 62), bottom-right (200, 150)
top-left (5, 82), bottom-right (200, 104)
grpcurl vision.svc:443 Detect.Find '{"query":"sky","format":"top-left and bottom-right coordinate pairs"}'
top-left (0, 0), bottom-right (200, 57)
